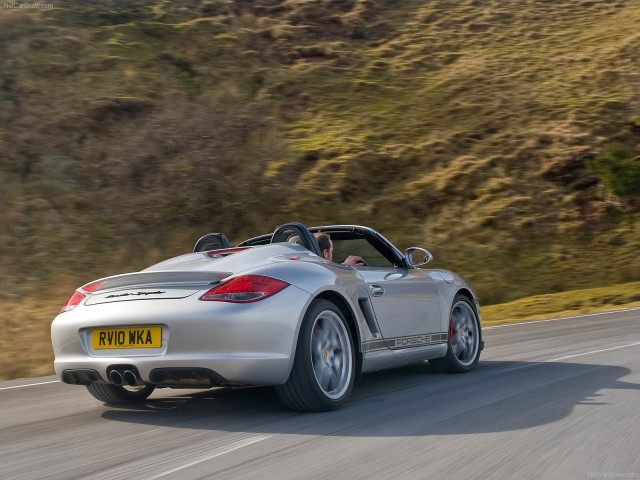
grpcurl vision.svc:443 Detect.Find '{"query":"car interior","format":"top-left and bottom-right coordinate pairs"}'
top-left (204, 223), bottom-right (406, 268)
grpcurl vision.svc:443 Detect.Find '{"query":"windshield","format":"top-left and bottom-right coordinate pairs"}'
top-left (331, 237), bottom-right (394, 267)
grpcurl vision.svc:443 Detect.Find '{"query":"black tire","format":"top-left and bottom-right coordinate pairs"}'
top-left (429, 294), bottom-right (481, 373)
top-left (85, 382), bottom-right (155, 404)
top-left (276, 299), bottom-right (355, 412)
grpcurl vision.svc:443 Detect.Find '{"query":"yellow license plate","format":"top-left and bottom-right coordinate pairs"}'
top-left (92, 327), bottom-right (162, 349)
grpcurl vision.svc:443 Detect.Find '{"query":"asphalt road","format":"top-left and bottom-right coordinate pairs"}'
top-left (2, 308), bottom-right (639, 480)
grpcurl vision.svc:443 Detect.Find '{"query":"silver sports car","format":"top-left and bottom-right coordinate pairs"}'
top-left (51, 223), bottom-right (483, 411)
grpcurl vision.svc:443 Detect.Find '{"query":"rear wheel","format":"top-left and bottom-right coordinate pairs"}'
top-left (430, 294), bottom-right (481, 373)
top-left (85, 383), bottom-right (155, 404)
top-left (276, 299), bottom-right (355, 411)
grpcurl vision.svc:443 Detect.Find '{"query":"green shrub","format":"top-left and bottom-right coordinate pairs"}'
top-left (587, 146), bottom-right (640, 196)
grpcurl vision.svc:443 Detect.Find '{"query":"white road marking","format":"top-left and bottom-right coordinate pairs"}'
top-left (548, 341), bottom-right (640, 362)
top-left (487, 340), bottom-right (640, 376)
top-left (483, 307), bottom-right (640, 330)
top-left (0, 380), bottom-right (60, 391)
top-left (144, 434), bottom-right (274, 480)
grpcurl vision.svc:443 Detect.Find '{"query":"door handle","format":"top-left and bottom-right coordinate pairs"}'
top-left (369, 284), bottom-right (384, 297)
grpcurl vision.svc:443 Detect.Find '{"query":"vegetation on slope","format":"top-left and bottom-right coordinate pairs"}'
top-left (0, 0), bottom-right (639, 378)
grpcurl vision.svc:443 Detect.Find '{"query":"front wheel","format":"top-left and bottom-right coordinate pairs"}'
top-left (430, 294), bottom-right (481, 373)
top-left (276, 299), bottom-right (355, 411)
top-left (85, 383), bottom-right (155, 404)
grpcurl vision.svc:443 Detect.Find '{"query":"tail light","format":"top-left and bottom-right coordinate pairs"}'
top-left (59, 280), bottom-right (106, 313)
top-left (199, 275), bottom-right (289, 303)
top-left (60, 291), bottom-right (86, 313)
top-left (81, 280), bottom-right (105, 292)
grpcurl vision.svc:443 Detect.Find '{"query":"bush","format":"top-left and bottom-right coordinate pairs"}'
top-left (587, 146), bottom-right (640, 197)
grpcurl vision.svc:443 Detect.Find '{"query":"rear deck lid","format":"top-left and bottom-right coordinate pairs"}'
top-left (83, 271), bottom-right (230, 306)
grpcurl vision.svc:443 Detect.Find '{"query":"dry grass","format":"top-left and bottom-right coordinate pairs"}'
top-left (482, 281), bottom-right (640, 325)
top-left (1, 1), bottom-right (640, 379)
top-left (1, 300), bottom-right (58, 380)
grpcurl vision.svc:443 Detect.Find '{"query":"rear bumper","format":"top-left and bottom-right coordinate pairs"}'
top-left (52, 285), bottom-right (312, 386)
top-left (57, 352), bottom-right (290, 386)
top-left (61, 366), bottom-right (230, 386)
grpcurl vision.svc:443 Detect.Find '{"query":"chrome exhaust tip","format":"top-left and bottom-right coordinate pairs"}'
top-left (122, 370), bottom-right (142, 387)
top-left (109, 370), bottom-right (124, 386)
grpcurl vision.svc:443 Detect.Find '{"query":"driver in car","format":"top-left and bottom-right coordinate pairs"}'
top-left (315, 233), bottom-right (365, 266)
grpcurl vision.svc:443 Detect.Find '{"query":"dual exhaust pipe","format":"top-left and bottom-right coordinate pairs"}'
top-left (109, 368), bottom-right (143, 387)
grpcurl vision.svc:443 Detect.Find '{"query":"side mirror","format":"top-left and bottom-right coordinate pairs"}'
top-left (405, 247), bottom-right (433, 267)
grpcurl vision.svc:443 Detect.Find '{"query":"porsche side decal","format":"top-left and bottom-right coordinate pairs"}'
top-left (363, 333), bottom-right (447, 352)
top-left (391, 333), bottom-right (447, 349)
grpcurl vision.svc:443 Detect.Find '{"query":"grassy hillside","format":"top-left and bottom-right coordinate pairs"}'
top-left (0, 1), bottom-right (639, 378)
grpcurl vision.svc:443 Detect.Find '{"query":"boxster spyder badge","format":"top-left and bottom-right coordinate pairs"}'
top-left (51, 223), bottom-right (483, 411)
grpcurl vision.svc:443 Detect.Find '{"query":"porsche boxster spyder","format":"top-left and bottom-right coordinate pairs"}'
top-left (51, 223), bottom-right (483, 411)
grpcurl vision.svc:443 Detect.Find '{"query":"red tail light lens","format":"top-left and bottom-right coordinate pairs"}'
top-left (81, 280), bottom-right (105, 293)
top-left (60, 280), bottom-right (105, 313)
top-left (200, 275), bottom-right (289, 303)
top-left (60, 291), bottom-right (86, 313)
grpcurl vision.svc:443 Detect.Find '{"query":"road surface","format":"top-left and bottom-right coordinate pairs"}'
top-left (1, 308), bottom-right (639, 479)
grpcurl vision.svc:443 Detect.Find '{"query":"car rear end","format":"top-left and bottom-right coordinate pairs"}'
top-left (51, 250), bottom-right (314, 389)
